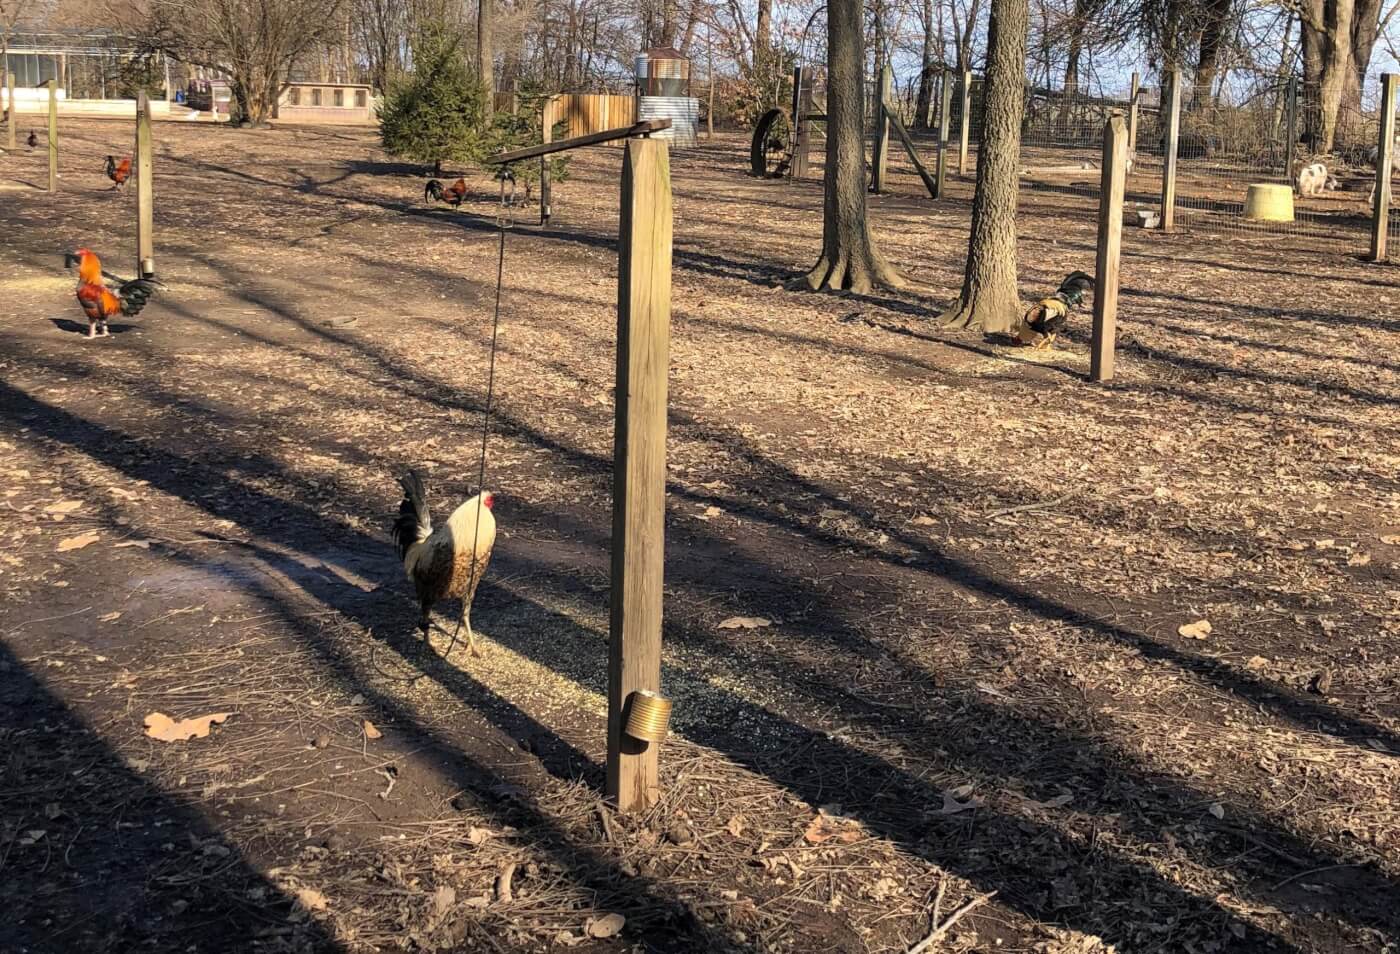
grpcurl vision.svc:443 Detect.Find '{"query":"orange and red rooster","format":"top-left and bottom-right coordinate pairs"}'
top-left (424, 177), bottom-right (468, 209)
top-left (64, 248), bottom-right (162, 339)
top-left (393, 471), bottom-right (496, 656)
top-left (105, 155), bottom-right (133, 189)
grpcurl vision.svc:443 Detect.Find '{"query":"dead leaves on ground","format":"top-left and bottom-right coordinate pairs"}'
top-left (1178, 619), bottom-right (1213, 640)
top-left (56, 531), bottom-right (100, 551)
top-left (144, 711), bottom-right (232, 742)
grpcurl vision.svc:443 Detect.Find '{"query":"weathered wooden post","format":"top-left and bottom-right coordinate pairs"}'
top-left (5, 71), bottom-right (14, 151)
top-left (47, 79), bottom-right (58, 193)
top-left (1092, 112), bottom-right (1127, 383)
top-left (1284, 77), bottom-right (1298, 180)
top-left (1372, 74), bottom-right (1397, 262)
top-left (1159, 69), bottom-right (1181, 231)
top-left (607, 134), bottom-right (672, 813)
top-left (540, 95), bottom-right (556, 226)
top-left (136, 91), bottom-right (155, 277)
top-left (1127, 72), bottom-right (1140, 151)
top-left (934, 71), bottom-right (952, 198)
top-left (792, 82), bottom-right (813, 180)
top-left (958, 70), bottom-right (972, 175)
top-left (871, 64), bottom-right (891, 193)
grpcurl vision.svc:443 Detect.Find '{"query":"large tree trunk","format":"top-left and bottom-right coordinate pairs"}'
top-left (914, 0), bottom-right (937, 128)
top-left (1298, 0), bottom-right (1383, 152)
top-left (478, 0), bottom-right (494, 121)
top-left (941, 0), bottom-right (1027, 332)
top-left (756, 0), bottom-right (771, 61)
top-left (796, 0), bottom-right (904, 294)
top-left (1193, 0), bottom-right (1233, 109)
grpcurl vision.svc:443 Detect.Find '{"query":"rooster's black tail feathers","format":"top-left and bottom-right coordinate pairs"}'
top-left (394, 470), bottom-right (432, 562)
top-left (1056, 271), bottom-right (1095, 307)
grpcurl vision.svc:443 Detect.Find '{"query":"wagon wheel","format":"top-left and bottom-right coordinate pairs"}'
top-left (750, 108), bottom-right (795, 178)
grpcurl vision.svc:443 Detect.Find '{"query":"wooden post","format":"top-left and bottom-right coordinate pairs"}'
top-left (607, 136), bottom-right (672, 814)
top-left (1159, 69), bottom-right (1181, 231)
top-left (5, 70), bottom-right (14, 151)
top-left (934, 72), bottom-right (952, 198)
top-left (1127, 72), bottom-right (1140, 150)
top-left (1091, 112), bottom-right (1127, 383)
top-left (792, 81), bottom-right (812, 179)
top-left (47, 80), bottom-right (57, 193)
top-left (1284, 77), bottom-right (1298, 180)
top-left (136, 91), bottom-right (154, 276)
top-left (540, 94), bottom-right (555, 226)
top-left (957, 70), bottom-right (972, 175)
top-left (871, 64), bottom-right (891, 193)
top-left (1371, 74), bottom-right (1397, 262)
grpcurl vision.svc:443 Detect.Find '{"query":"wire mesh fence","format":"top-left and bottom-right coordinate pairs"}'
top-left (1169, 71), bottom-right (1378, 253)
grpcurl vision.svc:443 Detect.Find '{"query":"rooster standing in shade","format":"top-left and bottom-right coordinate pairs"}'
top-left (393, 471), bottom-right (496, 656)
top-left (64, 248), bottom-right (162, 339)
top-left (1014, 271), bottom-right (1095, 350)
top-left (424, 177), bottom-right (468, 208)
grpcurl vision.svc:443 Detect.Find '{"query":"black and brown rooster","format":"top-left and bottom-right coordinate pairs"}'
top-left (424, 177), bottom-right (468, 209)
top-left (1015, 271), bottom-right (1096, 350)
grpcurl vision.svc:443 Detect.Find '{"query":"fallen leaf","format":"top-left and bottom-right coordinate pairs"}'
top-left (586, 913), bottom-right (626, 939)
top-left (44, 500), bottom-right (82, 515)
top-left (938, 785), bottom-right (984, 815)
top-left (1348, 552), bottom-right (1372, 567)
top-left (114, 540), bottom-right (153, 550)
top-left (144, 711), bottom-right (232, 742)
top-left (98, 612), bottom-right (122, 623)
top-left (467, 826), bottom-right (493, 846)
top-left (1208, 802), bottom-right (1225, 820)
top-left (432, 885), bottom-right (455, 918)
top-left (1178, 619), bottom-right (1212, 640)
top-left (294, 887), bottom-right (328, 912)
top-left (57, 532), bottom-right (100, 552)
top-left (718, 616), bottom-right (771, 630)
top-left (803, 811), bottom-right (862, 844)
top-left (1381, 535), bottom-right (1400, 546)
top-left (696, 506), bottom-right (724, 521)
top-left (1245, 655), bottom-right (1269, 670)
top-left (726, 814), bottom-right (745, 837)
top-left (363, 720), bottom-right (382, 740)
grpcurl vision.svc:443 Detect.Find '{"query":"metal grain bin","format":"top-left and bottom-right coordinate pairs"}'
top-left (635, 47), bottom-right (690, 98)
top-left (638, 96), bottom-right (700, 147)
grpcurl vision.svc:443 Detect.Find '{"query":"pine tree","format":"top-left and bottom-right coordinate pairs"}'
top-left (378, 26), bottom-right (485, 175)
top-left (480, 87), bottom-right (569, 201)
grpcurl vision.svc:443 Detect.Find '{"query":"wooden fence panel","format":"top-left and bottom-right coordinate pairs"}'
top-left (557, 94), bottom-right (638, 145)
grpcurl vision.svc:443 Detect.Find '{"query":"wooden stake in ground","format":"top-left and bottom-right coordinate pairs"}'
top-left (1159, 69), bottom-right (1181, 231)
top-left (136, 91), bottom-right (154, 277)
top-left (5, 71), bottom-right (14, 151)
top-left (47, 80), bottom-right (57, 193)
top-left (607, 136), bottom-right (672, 813)
top-left (540, 95), bottom-right (556, 226)
top-left (871, 64), bottom-right (891, 193)
top-left (1370, 73), bottom-right (1396, 262)
top-left (935, 72), bottom-right (952, 198)
top-left (1091, 112), bottom-right (1127, 383)
top-left (958, 70), bottom-right (972, 176)
top-left (1127, 72), bottom-right (1140, 151)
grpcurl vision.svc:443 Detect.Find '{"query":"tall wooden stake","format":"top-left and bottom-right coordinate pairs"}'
top-left (5, 71), bottom-right (14, 151)
top-left (1372, 73), bottom-right (1397, 262)
top-left (871, 64), bottom-right (891, 193)
top-left (136, 91), bottom-right (154, 277)
top-left (792, 82), bottom-right (812, 179)
top-left (1127, 72), bottom-right (1140, 151)
top-left (957, 70), bottom-right (972, 175)
top-left (540, 95), bottom-right (555, 226)
top-left (1159, 69), bottom-right (1181, 231)
top-left (607, 136), bottom-right (672, 814)
top-left (47, 79), bottom-right (57, 193)
top-left (1092, 112), bottom-right (1127, 383)
top-left (934, 72), bottom-right (952, 198)
top-left (1284, 77), bottom-right (1298, 180)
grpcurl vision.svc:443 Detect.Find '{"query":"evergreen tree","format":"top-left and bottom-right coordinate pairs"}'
top-left (480, 87), bottom-right (569, 201)
top-left (378, 26), bottom-right (485, 175)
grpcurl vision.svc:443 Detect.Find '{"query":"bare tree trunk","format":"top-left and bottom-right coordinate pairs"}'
top-left (756, 0), bottom-right (771, 60)
top-left (479, 0), bottom-right (494, 121)
top-left (796, 0), bottom-right (904, 294)
top-left (915, 0), bottom-right (937, 128)
top-left (942, 0), bottom-right (1027, 331)
top-left (1193, 0), bottom-right (1234, 109)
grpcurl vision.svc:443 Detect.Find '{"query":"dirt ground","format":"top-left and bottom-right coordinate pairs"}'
top-left (2, 119), bottom-right (1399, 954)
